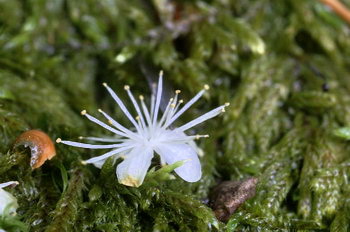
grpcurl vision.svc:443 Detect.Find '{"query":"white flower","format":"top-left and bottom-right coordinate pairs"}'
top-left (0, 181), bottom-right (19, 216)
top-left (57, 72), bottom-right (229, 187)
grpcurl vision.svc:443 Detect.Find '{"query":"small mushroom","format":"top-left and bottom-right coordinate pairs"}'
top-left (14, 130), bottom-right (56, 169)
top-left (209, 177), bottom-right (258, 222)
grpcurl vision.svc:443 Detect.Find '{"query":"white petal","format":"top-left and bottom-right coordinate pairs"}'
top-left (116, 146), bottom-right (153, 187)
top-left (0, 181), bottom-right (18, 189)
top-left (154, 143), bottom-right (201, 182)
top-left (89, 154), bottom-right (121, 169)
top-left (0, 189), bottom-right (18, 215)
top-left (83, 144), bottom-right (134, 165)
top-left (92, 158), bottom-right (108, 169)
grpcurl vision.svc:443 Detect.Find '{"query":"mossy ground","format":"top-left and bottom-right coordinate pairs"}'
top-left (1, 0), bottom-right (350, 231)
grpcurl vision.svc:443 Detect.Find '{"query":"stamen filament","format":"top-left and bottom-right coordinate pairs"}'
top-left (57, 140), bottom-right (125, 149)
top-left (125, 86), bottom-right (147, 130)
top-left (158, 98), bottom-right (174, 127)
top-left (98, 109), bottom-right (140, 140)
top-left (82, 145), bottom-right (134, 164)
top-left (175, 104), bottom-right (227, 132)
top-left (165, 134), bottom-right (209, 143)
top-left (103, 83), bottom-right (141, 132)
top-left (150, 85), bottom-right (156, 120)
top-left (163, 99), bottom-right (183, 129)
top-left (135, 116), bottom-right (146, 137)
top-left (152, 71), bottom-right (163, 126)
top-left (165, 86), bottom-right (207, 128)
top-left (79, 136), bottom-right (125, 143)
top-left (81, 110), bottom-right (128, 137)
top-left (140, 95), bottom-right (152, 127)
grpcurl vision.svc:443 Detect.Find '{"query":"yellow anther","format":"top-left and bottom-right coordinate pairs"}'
top-left (102, 83), bottom-right (107, 87)
top-left (98, 109), bottom-right (103, 113)
top-left (225, 102), bottom-right (230, 106)
top-left (170, 103), bottom-right (176, 108)
top-left (56, 138), bottom-right (62, 143)
top-left (81, 161), bottom-right (87, 165)
top-left (139, 95), bottom-right (144, 100)
top-left (175, 90), bottom-right (181, 94)
top-left (78, 136), bottom-right (83, 140)
top-left (221, 108), bottom-right (226, 113)
top-left (108, 120), bottom-right (113, 125)
top-left (124, 85), bottom-right (130, 90)
top-left (159, 70), bottom-right (164, 76)
top-left (179, 99), bottom-right (184, 104)
top-left (136, 115), bottom-right (140, 121)
top-left (81, 110), bottom-right (87, 115)
top-left (204, 84), bottom-right (210, 90)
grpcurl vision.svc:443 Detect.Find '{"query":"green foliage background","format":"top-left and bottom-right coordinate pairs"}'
top-left (1, 0), bottom-right (350, 231)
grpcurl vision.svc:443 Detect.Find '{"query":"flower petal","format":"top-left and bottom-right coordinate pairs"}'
top-left (91, 154), bottom-right (119, 169)
top-left (0, 189), bottom-right (18, 215)
top-left (0, 181), bottom-right (18, 189)
top-left (154, 143), bottom-right (201, 182)
top-left (92, 159), bottom-right (107, 169)
top-left (116, 146), bottom-right (153, 187)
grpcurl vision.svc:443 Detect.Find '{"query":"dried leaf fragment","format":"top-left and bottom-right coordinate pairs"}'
top-left (14, 130), bottom-right (56, 169)
top-left (209, 177), bottom-right (258, 222)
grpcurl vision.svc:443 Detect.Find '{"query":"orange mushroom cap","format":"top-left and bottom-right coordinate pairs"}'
top-left (14, 130), bottom-right (56, 169)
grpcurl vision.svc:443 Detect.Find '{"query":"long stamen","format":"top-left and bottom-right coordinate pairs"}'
top-left (103, 83), bottom-right (141, 132)
top-left (135, 116), bottom-right (146, 137)
top-left (172, 90), bottom-right (180, 106)
top-left (158, 98), bottom-right (174, 126)
top-left (175, 103), bottom-right (229, 132)
top-left (124, 85), bottom-right (147, 130)
top-left (81, 110), bottom-right (127, 137)
top-left (98, 109), bottom-right (140, 140)
top-left (79, 136), bottom-right (125, 143)
top-left (150, 84), bottom-right (156, 120)
top-left (56, 139), bottom-right (125, 149)
top-left (165, 84), bottom-right (209, 128)
top-left (164, 99), bottom-right (183, 128)
top-left (82, 145), bottom-right (134, 164)
top-left (166, 89), bottom-right (180, 120)
top-left (165, 134), bottom-right (209, 143)
top-left (152, 71), bottom-right (163, 125)
top-left (139, 95), bottom-right (152, 127)
top-left (172, 99), bottom-right (183, 116)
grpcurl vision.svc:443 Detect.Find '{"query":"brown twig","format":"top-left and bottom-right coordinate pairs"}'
top-left (319, 0), bottom-right (350, 24)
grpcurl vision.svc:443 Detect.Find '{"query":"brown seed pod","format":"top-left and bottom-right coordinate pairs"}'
top-left (14, 130), bottom-right (56, 169)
